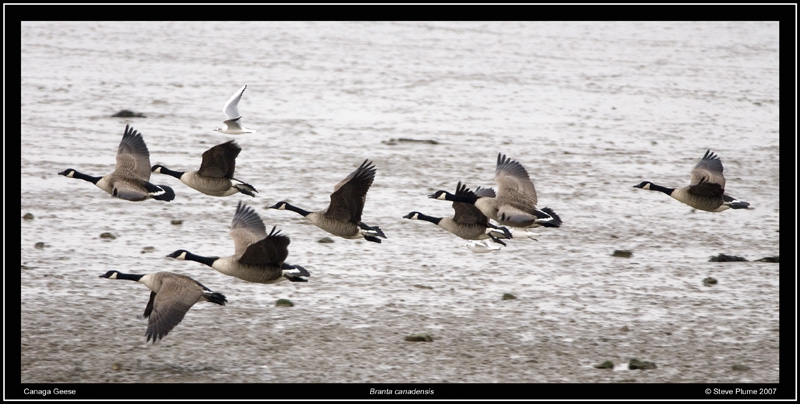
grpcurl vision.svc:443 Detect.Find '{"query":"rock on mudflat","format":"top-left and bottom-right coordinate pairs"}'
top-left (34, 242), bottom-right (47, 249)
top-left (382, 138), bottom-right (439, 146)
top-left (709, 254), bottom-right (747, 262)
top-left (276, 299), bottom-right (294, 307)
top-left (703, 277), bottom-right (718, 287)
top-left (612, 250), bottom-right (632, 258)
top-left (755, 256), bottom-right (779, 263)
top-left (502, 293), bottom-right (517, 300)
top-left (100, 232), bottom-right (117, 240)
top-left (629, 358), bottom-right (657, 370)
top-left (731, 364), bottom-right (750, 371)
top-left (404, 334), bottom-right (433, 342)
top-left (170, 219), bottom-right (183, 225)
top-left (317, 237), bottom-right (335, 244)
top-left (594, 361), bottom-right (614, 369)
top-left (111, 110), bottom-right (146, 118)
top-left (23, 213), bottom-right (34, 220)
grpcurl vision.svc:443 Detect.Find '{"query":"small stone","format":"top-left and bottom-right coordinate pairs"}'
top-left (23, 213), bottom-right (34, 220)
top-left (755, 256), bottom-right (779, 263)
top-left (384, 138), bottom-right (439, 145)
top-left (612, 250), bottom-right (632, 258)
top-left (709, 253), bottom-right (747, 262)
top-left (620, 326), bottom-right (630, 332)
top-left (275, 299), bottom-right (294, 307)
top-left (629, 358), bottom-right (657, 370)
top-left (502, 293), bottom-right (517, 300)
top-left (317, 237), bottom-right (335, 243)
top-left (595, 360), bottom-right (614, 369)
top-left (34, 242), bottom-right (47, 249)
top-left (100, 232), bottom-right (116, 240)
top-left (404, 334), bottom-right (433, 342)
top-left (703, 277), bottom-right (718, 287)
top-left (170, 219), bottom-right (183, 225)
top-left (731, 364), bottom-right (750, 371)
top-left (111, 109), bottom-right (146, 118)
top-left (141, 246), bottom-right (155, 254)
top-left (412, 284), bottom-right (433, 290)
top-left (112, 363), bottom-right (122, 371)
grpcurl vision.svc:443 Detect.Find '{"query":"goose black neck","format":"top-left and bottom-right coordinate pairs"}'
top-left (117, 273), bottom-right (144, 282)
top-left (649, 183), bottom-right (675, 195)
top-left (417, 213), bottom-right (442, 225)
top-left (157, 166), bottom-right (185, 179)
top-left (447, 192), bottom-right (478, 204)
top-left (185, 251), bottom-right (219, 267)
top-left (73, 171), bottom-right (101, 184)
top-left (285, 203), bottom-right (311, 217)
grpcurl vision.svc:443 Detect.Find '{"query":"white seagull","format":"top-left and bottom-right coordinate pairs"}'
top-left (214, 85), bottom-right (255, 134)
top-left (459, 240), bottom-right (502, 253)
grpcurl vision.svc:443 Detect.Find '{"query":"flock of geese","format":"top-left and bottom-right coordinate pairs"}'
top-left (57, 85), bottom-right (752, 343)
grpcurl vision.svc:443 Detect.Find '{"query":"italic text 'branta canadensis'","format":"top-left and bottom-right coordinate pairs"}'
top-left (167, 201), bottom-right (310, 284)
top-left (269, 159), bottom-right (387, 243)
top-left (58, 125), bottom-right (175, 202)
top-left (404, 182), bottom-right (512, 246)
top-left (429, 153), bottom-right (561, 229)
top-left (99, 270), bottom-right (226, 343)
top-left (633, 149), bottom-right (751, 212)
top-left (214, 85), bottom-right (254, 134)
top-left (151, 140), bottom-right (257, 197)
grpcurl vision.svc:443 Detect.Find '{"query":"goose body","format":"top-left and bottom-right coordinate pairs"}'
top-left (167, 201), bottom-right (309, 284)
top-left (99, 270), bottom-right (226, 343)
top-left (58, 125), bottom-right (175, 202)
top-left (270, 159), bottom-right (387, 243)
top-left (214, 85), bottom-right (254, 134)
top-left (152, 140), bottom-right (257, 197)
top-left (404, 182), bottom-right (511, 246)
top-left (633, 149), bottom-right (751, 212)
top-left (429, 153), bottom-right (561, 229)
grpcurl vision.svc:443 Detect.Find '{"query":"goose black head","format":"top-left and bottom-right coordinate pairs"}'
top-left (58, 169), bottom-right (76, 177)
top-left (151, 164), bottom-right (165, 173)
top-left (166, 250), bottom-right (190, 260)
top-left (99, 270), bottom-right (121, 279)
top-left (268, 201), bottom-right (289, 210)
top-left (428, 190), bottom-right (450, 200)
top-left (403, 211), bottom-right (421, 220)
top-left (633, 181), bottom-right (652, 190)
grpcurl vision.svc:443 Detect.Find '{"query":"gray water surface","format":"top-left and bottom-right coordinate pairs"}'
top-left (20, 21), bottom-right (779, 385)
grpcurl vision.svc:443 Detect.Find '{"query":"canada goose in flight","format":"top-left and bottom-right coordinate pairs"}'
top-left (151, 140), bottom-right (257, 197)
top-left (214, 85), bottom-right (254, 134)
top-left (633, 149), bottom-right (751, 212)
top-left (99, 270), bottom-right (226, 343)
top-left (58, 125), bottom-right (175, 202)
top-left (404, 182), bottom-right (512, 246)
top-left (269, 159), bottom-right (387, 243)
top-left (167, 201), bottom-right (309, 284)
top-left (428, 153), bottom-right (561, 229)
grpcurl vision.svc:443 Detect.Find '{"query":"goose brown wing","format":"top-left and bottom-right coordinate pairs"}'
top-left (494, 153), bottom-right (538, 210)
top-left (239, 226), bottom-right (290, 266)
top-left (144, 275), bottom-right (203, 342)
top-left (230, 201), bottom-right (268, 259)
top-left (324, 159), bottom-right (376, 223)
top-left (451, 182), bottom-right (487, 225)
top-left (114, 125), bottom-right (152, 181)
top-left (688, 150), bottom-right (725, 197)
top-left (198, 140), bottom-right (241, 178)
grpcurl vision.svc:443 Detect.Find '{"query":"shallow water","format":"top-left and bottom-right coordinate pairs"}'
top-left (20, 21), bottom-right (780, 388)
